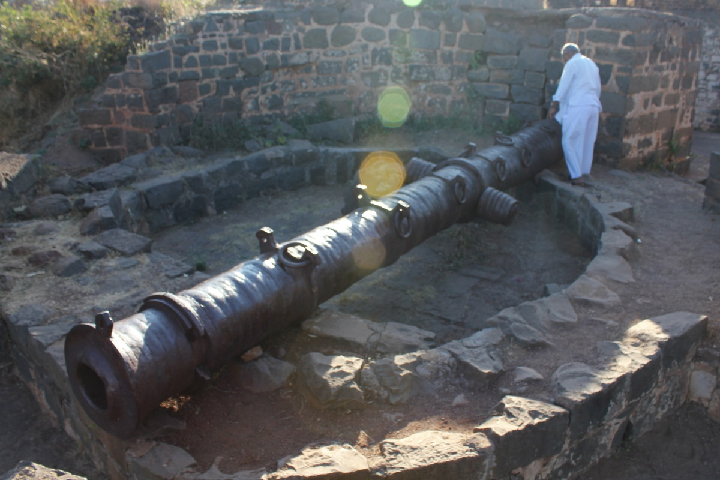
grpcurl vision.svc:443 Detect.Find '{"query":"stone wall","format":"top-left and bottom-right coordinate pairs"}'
top-left (547, 0), bottom-right (719, 9)
top-left (704, 151), bottom-right (720, 212)
top-left (558, 10), bottom-right (702, 168)
top-left (696, 23), bottom-right (720, 132)
top-left (548, 0), bottom-right (720, 133)
top-left (78, 3), bottom-right (702, 169)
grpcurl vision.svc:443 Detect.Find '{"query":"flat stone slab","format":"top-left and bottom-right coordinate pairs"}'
top-left (586, 253), bottom-right (635, 284)
top-left (298, 353), bottom-right (365, 409)
top-left (229, 354), bottom-right (296, 393)
top-left (0, 153), bottom-right (39, 194)
top-left (94, 228), bottom-right (152, 256)
top-left (475, 396), bottom-right (569, 476)
top-left (379, 431), bottom-right (491, 480)
top-left (128, 442), bottom-right (196, 480)
top-left (564, 275), bottom-right (621, 307)
top-left (268, 444), bottom-right (370, 480)
top-left (0, 461), bottom-right (86, 480)
top-left (302, 309), bottom-right (381, 349)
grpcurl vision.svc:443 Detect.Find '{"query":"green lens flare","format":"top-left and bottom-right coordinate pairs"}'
top-left (403, 0), bottom-right (423, 6)
top-left (377, 86), bottom-right (411, 128)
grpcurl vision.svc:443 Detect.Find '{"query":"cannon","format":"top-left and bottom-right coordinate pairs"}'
top-left (64, 119), bottom-right (563, 438)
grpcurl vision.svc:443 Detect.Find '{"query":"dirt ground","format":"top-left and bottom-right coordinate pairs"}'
top-left (1, 126), bottom-right (720, 479)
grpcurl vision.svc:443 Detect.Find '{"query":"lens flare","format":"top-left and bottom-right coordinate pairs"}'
top-left (403, 0), bottom-right (423, 6)
top-left (377, 86), bottom-right (411, 128)
top-left (359, 151), bottom-right (406, 198)
top-left (352, 238), bottom-right (386, 271)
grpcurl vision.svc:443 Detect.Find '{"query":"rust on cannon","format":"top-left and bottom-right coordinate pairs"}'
top-left (64, 119), bottom-right (563, 439)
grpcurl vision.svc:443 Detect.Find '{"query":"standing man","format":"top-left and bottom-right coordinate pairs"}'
top-left (547, 43), bottom-right (602, 187)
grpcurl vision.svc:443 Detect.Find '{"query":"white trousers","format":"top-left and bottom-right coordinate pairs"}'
top-left (561, 105), bottom-right (600, 179)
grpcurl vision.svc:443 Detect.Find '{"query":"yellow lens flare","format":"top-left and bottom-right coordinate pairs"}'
top-left (352, 238), bottom-right (386, 271)
top-left (358, 151), bottom-right (406, 198)
top-left (377, 86), bottom-right (411, 128)
top-left (403, 0), bottom-right (423, 6)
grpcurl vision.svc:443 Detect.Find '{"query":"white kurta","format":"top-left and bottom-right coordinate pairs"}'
top-left (553, 53), bottom-right (602, 179)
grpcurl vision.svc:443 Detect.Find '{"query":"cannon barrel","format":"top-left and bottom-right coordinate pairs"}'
top-left (64, 119), bottom-right (563, 438)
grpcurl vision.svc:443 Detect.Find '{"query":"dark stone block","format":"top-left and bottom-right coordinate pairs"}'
top-left (419, 10), bottom-right (442, 30)
top-left (587, 30), bottom-right (620, 45)
top-left (368, 6), bottom-right (391, 26)
top-left (214, 184), bottom-right (244, 212)
top-left (466, 12), bottom-right (486, 33)
top-left (52, 255), bottom-right (87, 277)
top-left (106, 127), bottom-right (125, 147)
top-left (362, 27), bottom-right (386, 42)
top-left (510, 103), bottom-right (543, 121)
top-left (140, 50), bottom-right (171, 73)
top-left (240, 57), bottom-right (266, 77)
top-left (484, 28), bottom-right (521, 55)
top-left (77, 109), bottom-right (112, 126)
top-left (318, 60), bottom-right (343, 75)
top-left (553, 363), bottom-right (628, 442)
top-left (94, 228), bottom-right (152, 255)
top-left (371, 48), bottom-right (393, 66)
top-left (123, 72), bottom-right (154, 89)
top-left (246, 37), bottom-right (260, 55)
top-left (93, 148), bottom-right (123, 165)
top-left (518, 47), bottom-right (549, 72)
top-left (131, 114), bottom-right (157, 129)
top-left (566, 13), bottom-right (592, 29)
top-left (458, 33), bottom-right (484, 51)
top-left (602, 116), bottom-right (625, 137)
top-left (331, 25), bottom-right (356, 47)
top-left (490, 69), bottom-right (525, 85)
top-left (202, 40), bottom-right (218, 51)
top-left (184, 55), bottom-right (198, 68)
top-left (313, 6), bottom-right (339, 25)
top-left (595, 16), bottom-right (649, 31)
top-left (596, 63), bottom-right (613, 85)
top-left (511, 85), bottom-right (543, 105)
top-left (220, 66), bottom-right (239, 78)
top-left (267, 95), bottom-right (284, 111)
top-left (304, 29), bottom-right (329, 49)
top-left (263, 38), bottom-right (280, 51)
top-left (126, 131), bottom-right (149, 154)
top-left (245, 20), bottom-right (265, 35)
top-left (529, 33), bottom-right (552, 48)
top-left (477, 396), bottom-right (569, 477)
top-left (409, 29), bottom-right (441, 50)
top-left (277, 167), bottom-right (307, 191)
top-left (106, 74), bottom-right (122, 89)
top-left (444, 7), bottom-right (463, 33)
top-left (136, 176), bottom-right (184, 210)
top-left (340, 7), bottom-right (365, 24)
top-left (173, 195), bottom-right (208, 224)
top-left (360, 71), bottom-right (385, 88)
top-left (228, 36), bottom-right (243, 50)
top-left (600, 92), bottom-right (627, 115)
top-left (472, 83), bottom-right (509, 99)
top-left (488, 55), bottom-right (518, 69)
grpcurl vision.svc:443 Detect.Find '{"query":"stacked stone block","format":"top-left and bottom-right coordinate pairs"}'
top-left (548, 0), bottom-right (719, 9)
top-left (79, 2), bottom-right (702, 171)
top-left (548, 0), bottom-right (720, 133)
top-left (704, 151), bottom-right (720, 213)
top-left (79, 6), bottom-right (498, 162)
top-left (552, 10), bottom-right (703, 169)
top-left (696, 24), bottom-right (720, 132)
